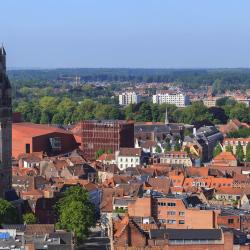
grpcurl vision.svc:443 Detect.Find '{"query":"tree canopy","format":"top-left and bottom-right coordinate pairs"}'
top-left (56, 186), bottom-right (95, 242)
top-left (23, 213), bottom-right (36, 224)
top-left (0, 199), bottom-right (18, 225)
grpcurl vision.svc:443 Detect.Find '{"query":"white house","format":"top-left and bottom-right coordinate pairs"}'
top-left (115, 147), bottom-right (142, 171)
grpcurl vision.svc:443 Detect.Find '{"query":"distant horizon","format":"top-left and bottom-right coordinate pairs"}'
top-left (7, 66), bottom-right (250, 71)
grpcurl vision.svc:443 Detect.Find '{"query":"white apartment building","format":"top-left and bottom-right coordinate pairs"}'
top-left (152, 92), bottom-right (190, 107)
top-left (115, 148), bottom-right (142, 171)
top-left (119, 92), bottom-right (141, 106)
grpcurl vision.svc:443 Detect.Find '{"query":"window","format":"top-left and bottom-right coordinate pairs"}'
top-left (167, 202), bottom-right (176, 207)
top-left (167, 211), bottom-right (176, 215)
top-left (228, 219), bottom-right (234, 224)
top-left (167, 220), bottom-right (176, 224)
top-left (179, 220), bottom-right (185, 224)
top-left (179, 211), bottom-right (185, 216)
top-left (49, 137), bottom-right (62, 151)
top-left (25, 144), bottom-right (30, 154)
top-left (158, 202), bottom-right (166, 206)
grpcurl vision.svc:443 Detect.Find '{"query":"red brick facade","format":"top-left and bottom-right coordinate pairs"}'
top-left (79, 120), bottom-right (134, 160)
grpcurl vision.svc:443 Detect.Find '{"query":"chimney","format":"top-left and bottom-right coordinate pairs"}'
top-left (193, 127), bottom-right (197, 136)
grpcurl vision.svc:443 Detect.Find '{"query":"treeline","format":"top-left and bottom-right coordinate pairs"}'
top-left (9, 68), bottom-right (250, 90)
top-left (13, 97), bottom-right (250, 125)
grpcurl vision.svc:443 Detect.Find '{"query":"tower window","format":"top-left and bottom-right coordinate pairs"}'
top-left (25, 144), bottom-right (30, 153)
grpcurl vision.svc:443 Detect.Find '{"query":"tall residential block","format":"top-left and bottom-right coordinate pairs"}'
top-left (153, 91), bottom-right (190, 107)
top-left (119, 92), bottom-right (141, 106)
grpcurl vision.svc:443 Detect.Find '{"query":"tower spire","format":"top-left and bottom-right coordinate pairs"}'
top-left (165, 106), bottom-right (169, 125)
top-left (1, 44), bottom-right (6, 55)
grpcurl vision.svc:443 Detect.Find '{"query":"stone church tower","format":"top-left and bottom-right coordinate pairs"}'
top-left (0, 46), bottom-right (12, 197)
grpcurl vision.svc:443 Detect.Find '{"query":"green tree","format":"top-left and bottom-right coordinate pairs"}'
top-left (229, 103), bottom-right (249, 123)
top-left (23, 213), bottom-right (36, 224)
top-left (151, 104), bottom-right (160, 122)
top-left (225, 145), bottom-right (233, 153)
top-left (51, 112), bottom-right (65, 125)
top-left (40, 110), bottom-right (51, 124)
top-left (213, 143), bottom-right (222, 157)
top-left (137, 103), bottom-right (152, 122)
top-left (164, 139), bottom-right (171, 152)
top-left (107, 149), bottom-right (113, 154)
top-left (95, 149), bottom-right (105, 159)
top-left (124, 104), bottom-right (134, 120)
top-left (155, 145), bottom-right (162, 153)
top-left (0, 199), bottom-right (18, 225)
top-left (236, 142), bottom-right (245, 162)
top-left (56, 186), bottom-right (95, 242)
top-left (179, 102), bottom-right (212, 124)
top-left (246, 143), bottom-right (250, 162)
top-left (174, 141), bottom-right (181, 151)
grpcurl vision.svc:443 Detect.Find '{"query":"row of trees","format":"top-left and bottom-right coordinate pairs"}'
top-left (213, 142), bottom-right (250, 162)
top-left (14, 96), bottom-right (250, 125)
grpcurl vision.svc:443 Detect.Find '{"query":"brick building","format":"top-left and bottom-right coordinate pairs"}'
top-left (76, 120), bottom-right (134, 160)
top-left (155, 196), bottom-right (218, 229)
top-left (0, 46), bottom-right (12, 197)
top-left (113, 215), bottom-right (237, 249)
top-left (12, 123), bottom-right (79, 158)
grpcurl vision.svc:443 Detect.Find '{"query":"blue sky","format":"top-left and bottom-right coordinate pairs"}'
top-left (1, 0), bottom-right (250, 68)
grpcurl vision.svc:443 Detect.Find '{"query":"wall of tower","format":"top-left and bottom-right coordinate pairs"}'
top-left (0, 47), bottom-right (12, 198)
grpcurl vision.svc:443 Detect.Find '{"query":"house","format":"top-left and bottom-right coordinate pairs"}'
top-left (218, 119), bottom-right (250, 135)
top-left (96, 153), bottom-right (116, 165)
top-left (115, 147), bottom-right (143, 170)
top-left (183, 126), bottom-right (223, 162)
top-left (61, 163), bottom-right (96, 181)
top-left (212, 151), bottom-right (238, 167)
top-left (223, 138), bottom-right (250, 156)
top-left (156, 195), bottom-right (218, 229)
top-left (113, 215), bottom-right (236, 250)
top-left (214, 188), bottom-right (245, 201)
top-left (147, 177), bottom-right (171, 194)
top-left (240, 194), bottom-right (250, 210)
top-left (1, 224), bottom-right (74, 250)
top-left (18, 152), bottom-right (44, 168)
top-left (160, 151), bottom-right (193, 167)
top-left (136, 139), bottom-right (158, 154)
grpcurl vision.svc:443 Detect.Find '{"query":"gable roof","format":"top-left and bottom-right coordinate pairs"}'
top-left (119, 148), bottom-right (142, 157)
top-left (213, 151), bottom-right (237, 162)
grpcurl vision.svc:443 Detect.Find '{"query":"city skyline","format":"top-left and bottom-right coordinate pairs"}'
top-left (1, 0), bottom-right (250, 69)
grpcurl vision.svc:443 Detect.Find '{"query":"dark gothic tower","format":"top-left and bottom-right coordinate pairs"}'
top-left (0, 46), bottom-right (12, 197)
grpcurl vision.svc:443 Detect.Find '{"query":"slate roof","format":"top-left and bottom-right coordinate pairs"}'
top-left (149, 229), bottom-right (222, 240)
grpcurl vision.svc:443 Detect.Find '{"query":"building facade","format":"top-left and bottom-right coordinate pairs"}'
top-left (223, 138), bottom-right (250, 156)
top-left (160, 151), bottom-right (193, 167)
top-left (115, 147), bottom-right (142, 170)
top-left (12, 123), bottom-right (78, 158)
top-left (79, 120), bottom-right (134, 160)
top-left (119, 92), bottom-right (141, 106)
top-left (152, 91), bottom-right (190, 107)
top-left (0, 47), bottom-right (12, 197)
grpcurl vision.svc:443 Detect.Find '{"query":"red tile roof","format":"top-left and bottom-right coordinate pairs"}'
top-left (213, 152), bottom-right (237, 162)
